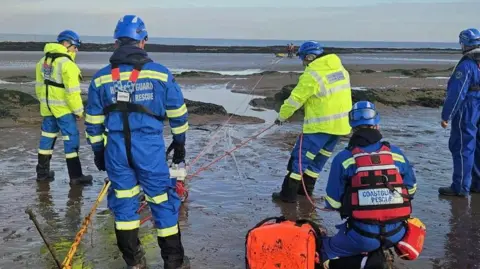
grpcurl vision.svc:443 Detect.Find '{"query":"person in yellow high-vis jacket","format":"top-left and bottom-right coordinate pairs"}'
top-left (272, 41), bottom-right (352, 203)
top-left (35, 30), bottom-right (92, 185)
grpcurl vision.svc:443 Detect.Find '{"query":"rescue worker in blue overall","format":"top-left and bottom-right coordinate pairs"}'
top-left (84, 15), bottom-right (190, 269)
top-left (272, 40), bottom-right (352, 203)
top-left (35, 30), bottom-right (92, 185)
top-left (439, 28), bottom-right (480, 197)
top-left (321, 101), bottom-right (417, 269)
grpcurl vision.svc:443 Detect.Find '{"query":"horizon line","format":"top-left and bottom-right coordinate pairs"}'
top-left (0, 33), bottom-right (459, 45)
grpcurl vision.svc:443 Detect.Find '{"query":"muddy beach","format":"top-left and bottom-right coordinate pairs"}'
top-left (1, 56), bottom-right (479, 269)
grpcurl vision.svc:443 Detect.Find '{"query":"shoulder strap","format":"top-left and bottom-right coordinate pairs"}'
top-left (111, 63), bottom-right (144, 85)
top-left (104, 62), bottom-right (164, 121)
top-left (295, 219), bottom-right (325, 258)
top-left (295, 219), bottom-right (325, 237)
top-left (350, 146), bottom-right (363, 155)
top-left (245, 216), bottom-right (287, 268)
top-left (42, 52), bottom-right (70, 90)
top-left (245, 216), bottom-right (287, 240)
top-left (381, 141), bottom-right (391, 148)
top-left (252, 216), bottom-right (287, 230)
top-left (45, 52), bottom-right (73, 62)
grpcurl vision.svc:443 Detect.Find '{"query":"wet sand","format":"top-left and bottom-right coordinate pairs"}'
top-left (2, 110), bottom-right (480, 269)
top-left (2, 62), bottom-right (479, 269)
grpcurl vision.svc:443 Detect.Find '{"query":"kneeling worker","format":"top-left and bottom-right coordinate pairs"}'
top-left (321, 101), bottom-right (417, 268)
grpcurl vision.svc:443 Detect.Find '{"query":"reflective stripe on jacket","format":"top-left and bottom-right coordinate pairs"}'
top-left (279, 54), bottom-right (352, 135)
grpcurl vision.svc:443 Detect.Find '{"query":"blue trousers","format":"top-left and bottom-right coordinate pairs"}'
top-left (288, 133), bottom-right (340, 180)
top-left (449, 96), bottom-right (480, 194)
top-left (321, 221), bottom-right (406, 261)
top-left (106, 131), bottom-right (181, 237)
top-left (38, 114), bottom-right (80, 158)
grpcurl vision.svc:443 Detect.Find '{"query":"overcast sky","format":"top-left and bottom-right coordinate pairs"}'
top-left (0, 0), bottom-right (477, 42)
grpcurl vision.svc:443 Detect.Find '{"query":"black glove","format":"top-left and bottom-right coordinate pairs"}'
top-left (274, 119), bottom-right (283, 125)
top-left (94, 150), bottom-right (106, 171)
top-left (166, 141), bottom-right (185, 164)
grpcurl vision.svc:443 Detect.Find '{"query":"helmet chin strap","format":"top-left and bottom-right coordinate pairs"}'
top-left (302, 54), bottom-right (317, 66)
top-left (304, 54), bottom-right (317, 61)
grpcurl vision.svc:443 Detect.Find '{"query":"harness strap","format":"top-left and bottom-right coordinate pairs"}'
top-left (244, 216), bottom-right (287, 268)
top-left (380, 174), bottom-right (412, 200)
top-left (42, 53), bottom-right (72, 113)
top-left (104, 63), bottom-right (165, 169)
top-left (113, 64), bottom-right (140, 168)
top-left (470, 85), bottom-right (480, 91)
top-left (348, 220), bottom-right (406, 248)
top-left (295, 218), bottom-right (325, 260)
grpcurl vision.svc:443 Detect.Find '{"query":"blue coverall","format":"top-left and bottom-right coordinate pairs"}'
top-left (441, 56), bottom-right (480, 194)
top-left (322, 141), bottom-right (417, 261)
top-left (289, 134), bottom-right (339, 180)
top-left (39, 114), bottom-right (80, 158)
top-left (85, 46), bottom-right (188, 237)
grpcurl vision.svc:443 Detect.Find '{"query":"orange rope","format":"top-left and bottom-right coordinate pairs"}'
top-left (61, 179), bottom-right (111, 268)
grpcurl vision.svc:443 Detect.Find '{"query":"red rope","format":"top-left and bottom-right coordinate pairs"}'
top-left (298, 133), bottom-right (335, 212)
top-left (139, 123), bottom-right (276, 224)
top-left (187, 124), bottom-right (275, 179)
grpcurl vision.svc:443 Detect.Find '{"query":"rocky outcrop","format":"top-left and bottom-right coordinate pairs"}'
top-left (249, 84), bottom-right (446, 116)
top-left (351, 88), bottom-right (445, 108)
top-left (0, 89), bottom-right (262, 125)
top-left (0, 89), bottom-right (39, 111)
top-left (184, 99), bottom-right (227, 115)
top-left (2, 75), bottom-right (34, 83)
top-left (175, 71), bottom-right (224, 78)
top-left (0, 90), bottom-right (40, 121)
top-left (382, 67), bottom-right (454, 78)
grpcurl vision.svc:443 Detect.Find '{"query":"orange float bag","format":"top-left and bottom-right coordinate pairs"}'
top-left (245, 216), bottom-right (323, 269)
top-left (394, 217), bottom-right (426, 260)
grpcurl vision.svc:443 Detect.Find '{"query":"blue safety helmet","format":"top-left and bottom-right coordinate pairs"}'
top-left (459, 28), bottom-right (480, 48)
top-left (114, 15), bottom-right (148, 41)
top-left (296, 41), bottom-right (324, 61)
top-left (57, 30), bottom-right (81, 47)
top-left (349, 101), bottom-right (380, 128)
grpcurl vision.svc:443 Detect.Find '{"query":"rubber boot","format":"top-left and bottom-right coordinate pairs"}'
top-left (297, 174), bottom-right (316, 196)
top-left (438, 186), bottom-right (467, 197)
top-left (272, 173), bottom-right (299, 203)
top-left (66, 156), bottom-right (93, 185)
top-left (327, 255), bottom-right (366, 269)
top-left (36, 154), bottom-right (55, 181)
top-left (327, 249), bottom-right (387, 269)
top-left (364, 249), bottom-right (388, 269)
top-left (127, 256), bottom-right (146, 269)
top-left (115, 228), bottom-right (146, 268)
top-left (157, 229), bottom-right (190, 269)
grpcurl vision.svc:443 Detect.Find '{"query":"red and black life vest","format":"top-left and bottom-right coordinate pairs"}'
top-left (341, 142), bottom-right (412, 224)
